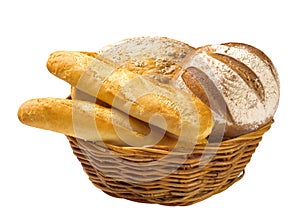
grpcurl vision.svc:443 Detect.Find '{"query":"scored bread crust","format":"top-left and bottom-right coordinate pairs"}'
top-left (179, 43), bottom-right (280, 137)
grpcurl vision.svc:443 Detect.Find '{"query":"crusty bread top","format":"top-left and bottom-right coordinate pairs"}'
top-left (99, 36), bottom-right (195, 65)
top-left (180, 43), bottom-right (279, 137)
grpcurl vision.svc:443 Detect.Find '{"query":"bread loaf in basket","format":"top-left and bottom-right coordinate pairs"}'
top-left (18, 37), bottom-right (279, 205)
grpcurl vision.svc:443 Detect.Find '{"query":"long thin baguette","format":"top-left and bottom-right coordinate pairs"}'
top-left (18, 98), bottom-right (177, 146)
top-left (47, 51), bottom-right (213, 143)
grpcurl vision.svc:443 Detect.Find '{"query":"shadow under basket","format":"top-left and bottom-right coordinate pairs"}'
top-left (66, 120), bottom-right (273, 206)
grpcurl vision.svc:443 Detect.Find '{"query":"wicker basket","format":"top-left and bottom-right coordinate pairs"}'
top-left (66, 120), bottom-right (272, 206)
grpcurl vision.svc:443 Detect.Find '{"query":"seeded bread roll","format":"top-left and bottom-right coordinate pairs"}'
top-left (98, 36), bottom-right (195, 89)
top-left (178, 43), bottom-right (280, 137)
top-left (99, 36), bottom-right (195, 65)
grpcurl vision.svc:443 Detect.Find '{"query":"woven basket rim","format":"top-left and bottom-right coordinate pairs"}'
top-left (71, 119), bottom-right (273, 154)
top-left (222, 119), bottom-right (273, 143)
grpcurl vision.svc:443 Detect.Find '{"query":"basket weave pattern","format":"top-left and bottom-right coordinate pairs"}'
top-left (67, 120), bottom-right (272, 206)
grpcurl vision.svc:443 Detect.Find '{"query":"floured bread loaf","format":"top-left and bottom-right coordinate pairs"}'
top-left (178, 43), bottom-right (280, 137)
top-left (99, 36), bottom-right (195, 65)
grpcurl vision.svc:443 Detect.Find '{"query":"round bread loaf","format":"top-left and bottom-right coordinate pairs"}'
top-left (179, 43), bottom-right (280, 137)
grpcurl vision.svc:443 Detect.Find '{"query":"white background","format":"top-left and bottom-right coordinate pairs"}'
top-left (1, 0), bottom-right (299, 218)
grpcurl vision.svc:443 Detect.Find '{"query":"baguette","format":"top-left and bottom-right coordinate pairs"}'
top-left (18, 98), bottom-right (178, 146)
top-left (47, 51), bottom-right (214, 143)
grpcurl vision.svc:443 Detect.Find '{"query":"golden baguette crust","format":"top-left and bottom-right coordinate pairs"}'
top-left (100, 68), bottom-right (213, 142)
top-left (47, 51), bottom-right (214, 143)
top-left (69, 87), bottom-right (208, 146)
top-left (70, 87), bottom-right (110, 107)
top-left (17, 98), bottom-right (173, 146)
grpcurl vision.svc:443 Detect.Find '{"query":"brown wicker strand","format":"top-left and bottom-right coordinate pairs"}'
top-left (67, 120), bottom-right (273, 206)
